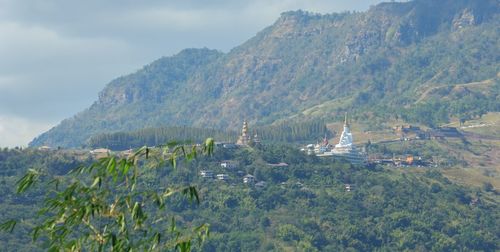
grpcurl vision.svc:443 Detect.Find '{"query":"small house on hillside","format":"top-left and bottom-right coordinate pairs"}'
top-left (90, 148), bottom-right (110, 154)
top-left (345, 184), bottom-right (354, 192)
top-left (120, 149), bottom-right (133, 157)
top-left (393, 125), bottom-right (427, 140)
top-left (428, 127), bottom-right (462, 139)
top-left (267, 162), bottom-right (289, 167)
top-left (243, 174), bottom-right (255, 184)
top-left (216, 174), bottom-right (229, 181)
top-left (200, 170), bottom-right (214, 178)
top-left (223, 143), bottom-right (238, 149)
top-left (38, 146), bottom-right (52, 151)
top-left (221, 161), bottom-right (237, 169)
top-left (393, 125), bottom-right (421, 134)
top-left (90, 148), bottom-right (110, 158)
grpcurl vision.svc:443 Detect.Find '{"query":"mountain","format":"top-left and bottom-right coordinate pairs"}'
top-left (30, 0), bottom-right (500, 147)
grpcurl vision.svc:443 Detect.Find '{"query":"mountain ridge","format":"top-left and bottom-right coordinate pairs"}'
top-left (31, 0), bottom-right (500, 147)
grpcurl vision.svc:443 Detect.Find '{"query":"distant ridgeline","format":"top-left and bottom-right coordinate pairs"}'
top-left (87, 120), bottom-right (328, 150)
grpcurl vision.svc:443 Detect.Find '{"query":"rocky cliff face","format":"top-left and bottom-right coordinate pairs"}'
top-left (30, 0), bottom-right (500, 147)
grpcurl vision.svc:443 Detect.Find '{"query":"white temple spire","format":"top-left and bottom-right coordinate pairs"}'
top-left (326, 112), bottom-right (365, 165)
top-left (336, 113), bottom-right (353, 148)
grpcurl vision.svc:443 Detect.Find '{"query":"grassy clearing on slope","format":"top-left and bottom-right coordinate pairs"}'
top-left (299, 97), bottom-right (353, 117)
top-left (442, 167), bottom-right (499, 190)
top-left (452, 112), bottom-right (500, 138)
top-left (414, 76), bottom-right (497, 104)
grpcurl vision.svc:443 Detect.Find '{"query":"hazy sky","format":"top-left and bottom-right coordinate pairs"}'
top-left (0, 0), bottom-right (382, 147)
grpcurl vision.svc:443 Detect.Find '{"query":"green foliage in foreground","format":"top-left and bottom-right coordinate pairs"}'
top-left (0, 144), bottom-right (499, 251)
top-left (0, 140), bottom-right (214, 252)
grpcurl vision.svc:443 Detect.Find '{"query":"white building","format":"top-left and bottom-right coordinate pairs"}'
top-left (90, 148), bottom-right (111, 158)
top-left (220, 161), bottom-right (237, 169)
top-left (329, 113), bottom-right (365, 165)
top-left (38, 146), bottom-right (52, 151)
top-left (216, 174), bottom-right (229, 181)
top-left (200, 170), bottom-right (214, 178)
top-left (243, 174), bottom-right (255, 184)
top-left (266, 162), bottom-right (289, 167)
top-left (345, 184), bottom-right (353, 192)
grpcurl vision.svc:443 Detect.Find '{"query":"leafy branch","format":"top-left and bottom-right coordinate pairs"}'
top-left (2, 138), bottom-right (214, 252)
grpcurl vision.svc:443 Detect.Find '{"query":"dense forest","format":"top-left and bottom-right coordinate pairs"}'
top-left (0, 145), bottom-right (498, 251)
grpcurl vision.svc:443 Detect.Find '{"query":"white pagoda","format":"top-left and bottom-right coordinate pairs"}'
top-left (331, 113), bottom-right (365, 165)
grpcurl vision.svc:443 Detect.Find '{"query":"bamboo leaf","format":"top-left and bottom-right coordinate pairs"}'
top-left (118, 214), bottom-right (126, 233)
top-left (175, 241), bottom-right (191, 252)
top-left (91, 176), bottom-right (101, 188)
top-left (153, 232), bottom-right (161, 246)
top-left (204, 138), bottom-right (214, 156)
top-left (123, 161), bottom-right (132, 175)
top-left (16, 169), bottom-right (39, 193)
top-left (48, 178), bottom-right (61, 190)
top-left (183, 186), bottom-right (200, 204)
top-left (0, 220), bottom-right (16, 233)
top-left (106, 157), bottom-right (116, 174)
top-left (163, 188), bottom-right (175, 198)
top-left (170, 216), bottom-right (176, 232)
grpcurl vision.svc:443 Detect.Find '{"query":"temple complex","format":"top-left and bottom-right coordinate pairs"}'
top-left (303, 113), bottom-right (365, 165)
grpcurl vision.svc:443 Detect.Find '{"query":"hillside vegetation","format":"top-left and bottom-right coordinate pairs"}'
top-left (0, 146), bottom-right (498, 251)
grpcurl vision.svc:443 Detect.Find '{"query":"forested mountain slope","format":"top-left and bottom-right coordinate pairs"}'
top-left (31, 0), bottom-right (500, 147)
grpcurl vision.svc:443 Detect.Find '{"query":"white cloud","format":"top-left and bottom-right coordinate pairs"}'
top-left (0, 22), bottom-right (133, 76)
top-left (0, 115), bottom-right (56, 147)
top-left (0, 21), bottom-right (145, 121)
top-left (0, 75), bottom-right (19, 88)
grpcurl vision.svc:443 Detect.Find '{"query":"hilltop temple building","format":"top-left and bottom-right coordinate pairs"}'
top-left (236, 120), bottom-right (260, 146)
top-left (236, 120), bottom-right (251, 145)
top-left (303, 113), bottom-right (365, 165)
top-left (330, 113), bottom-right (365, 165)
